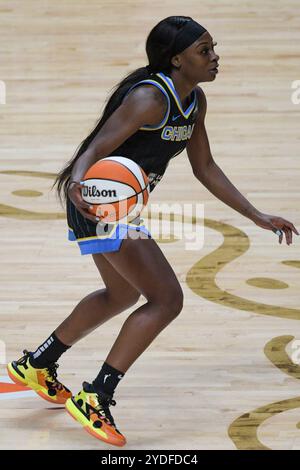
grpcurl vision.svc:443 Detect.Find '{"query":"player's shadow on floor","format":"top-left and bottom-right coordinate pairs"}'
top-left (13, 406), bottom-right (196, 449)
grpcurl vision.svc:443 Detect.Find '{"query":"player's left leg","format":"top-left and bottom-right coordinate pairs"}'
top-left (66, 235), bottom-right (184, 446)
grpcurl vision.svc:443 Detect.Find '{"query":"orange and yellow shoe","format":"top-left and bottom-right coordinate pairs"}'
top-left (65, 382), bottom-right (126, 447)
top-left (7, 349), bottom-right (72, 405)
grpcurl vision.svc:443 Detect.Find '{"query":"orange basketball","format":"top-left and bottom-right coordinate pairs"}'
top-left (81, 156), bottom-right (150, 223)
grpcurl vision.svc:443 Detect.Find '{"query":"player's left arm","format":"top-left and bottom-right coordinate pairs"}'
top-left (186, 86), bottom-right (299, 245)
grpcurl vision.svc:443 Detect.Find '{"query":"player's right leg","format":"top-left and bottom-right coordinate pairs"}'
top-left (7, 254), bottom-right (141, 406)
top-left (7, 349), bottom-right (72, 404)
top-left (54, 253), bottom-right (141, 345)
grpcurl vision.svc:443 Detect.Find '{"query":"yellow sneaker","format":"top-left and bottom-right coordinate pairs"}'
top-left (7, 350), bottom-right (72, 404)
top-left (65, 382), bottom-right (126, 447)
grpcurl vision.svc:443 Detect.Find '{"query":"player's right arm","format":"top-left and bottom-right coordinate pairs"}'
top-left (68, 85), bottom-right (167, 222)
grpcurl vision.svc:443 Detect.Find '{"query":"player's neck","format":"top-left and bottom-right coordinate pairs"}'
top-left (169, 71), bottom-right (196, 107)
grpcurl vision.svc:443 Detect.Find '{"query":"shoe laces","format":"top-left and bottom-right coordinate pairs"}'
top-left (17, 349), bottom-right (30, 366)
top-left (19, 350), bottom-right (63, 390)
top-left (94, 393), bottom-right (117, 428)
top-left (44, 363), bottom-right (63, 390)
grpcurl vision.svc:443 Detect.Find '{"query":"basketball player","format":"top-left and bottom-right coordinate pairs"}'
top-left (7, 16), bottom-right (298, 447)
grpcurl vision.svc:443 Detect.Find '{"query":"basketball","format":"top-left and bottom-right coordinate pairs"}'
top-left (81, 156), bottom-right (150, 223)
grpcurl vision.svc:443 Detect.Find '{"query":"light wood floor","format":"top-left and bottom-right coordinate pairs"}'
top-left (0, 0), bottom-right (300, 450)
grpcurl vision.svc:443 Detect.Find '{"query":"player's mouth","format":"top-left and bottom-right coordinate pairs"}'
top-left (209, 63), bottom-right (219, 74)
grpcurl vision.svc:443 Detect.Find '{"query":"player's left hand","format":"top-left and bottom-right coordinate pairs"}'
top-left (252, 213), bottom-right (299, 245)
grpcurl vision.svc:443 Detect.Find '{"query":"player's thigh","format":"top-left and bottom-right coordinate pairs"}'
top-left (102, 237), bottom-right (183, 309)
top-left (92, 252), bottom-right (141, 306)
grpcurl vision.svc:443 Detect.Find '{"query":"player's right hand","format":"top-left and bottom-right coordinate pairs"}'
top-left (67, 181), bottom-right (100, 224)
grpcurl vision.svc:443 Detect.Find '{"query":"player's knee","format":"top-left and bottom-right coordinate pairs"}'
top-left (153, 284), bottom-right (184, 319)
top-left (124, 291), bottom-right (141, 308)
top-left (166, 287), bottom-right (184, 318)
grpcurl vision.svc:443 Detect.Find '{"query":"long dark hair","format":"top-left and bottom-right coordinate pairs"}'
top-left (52, 15), bottom-right (193, 206)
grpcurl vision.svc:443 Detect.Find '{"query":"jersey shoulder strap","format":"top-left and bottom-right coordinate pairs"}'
top-left (121, 76), bottom-right (171, 130)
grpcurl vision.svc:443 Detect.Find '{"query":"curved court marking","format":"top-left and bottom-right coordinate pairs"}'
top-left (228, 336), bottom-right (300, 450)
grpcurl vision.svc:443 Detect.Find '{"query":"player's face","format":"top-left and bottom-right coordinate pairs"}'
top-left (176, 32), bottom-right (220, 82)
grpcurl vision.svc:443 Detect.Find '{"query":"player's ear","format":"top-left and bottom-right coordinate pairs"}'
top-left (171, 55), bottom-right (181, 70)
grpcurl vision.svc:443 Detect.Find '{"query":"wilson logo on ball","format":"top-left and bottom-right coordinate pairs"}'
top-left (82, 185), bottom-right (117, 199)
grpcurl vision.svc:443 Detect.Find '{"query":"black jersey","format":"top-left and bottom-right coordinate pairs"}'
top-left (106, 72), bottom-right (199, 192)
